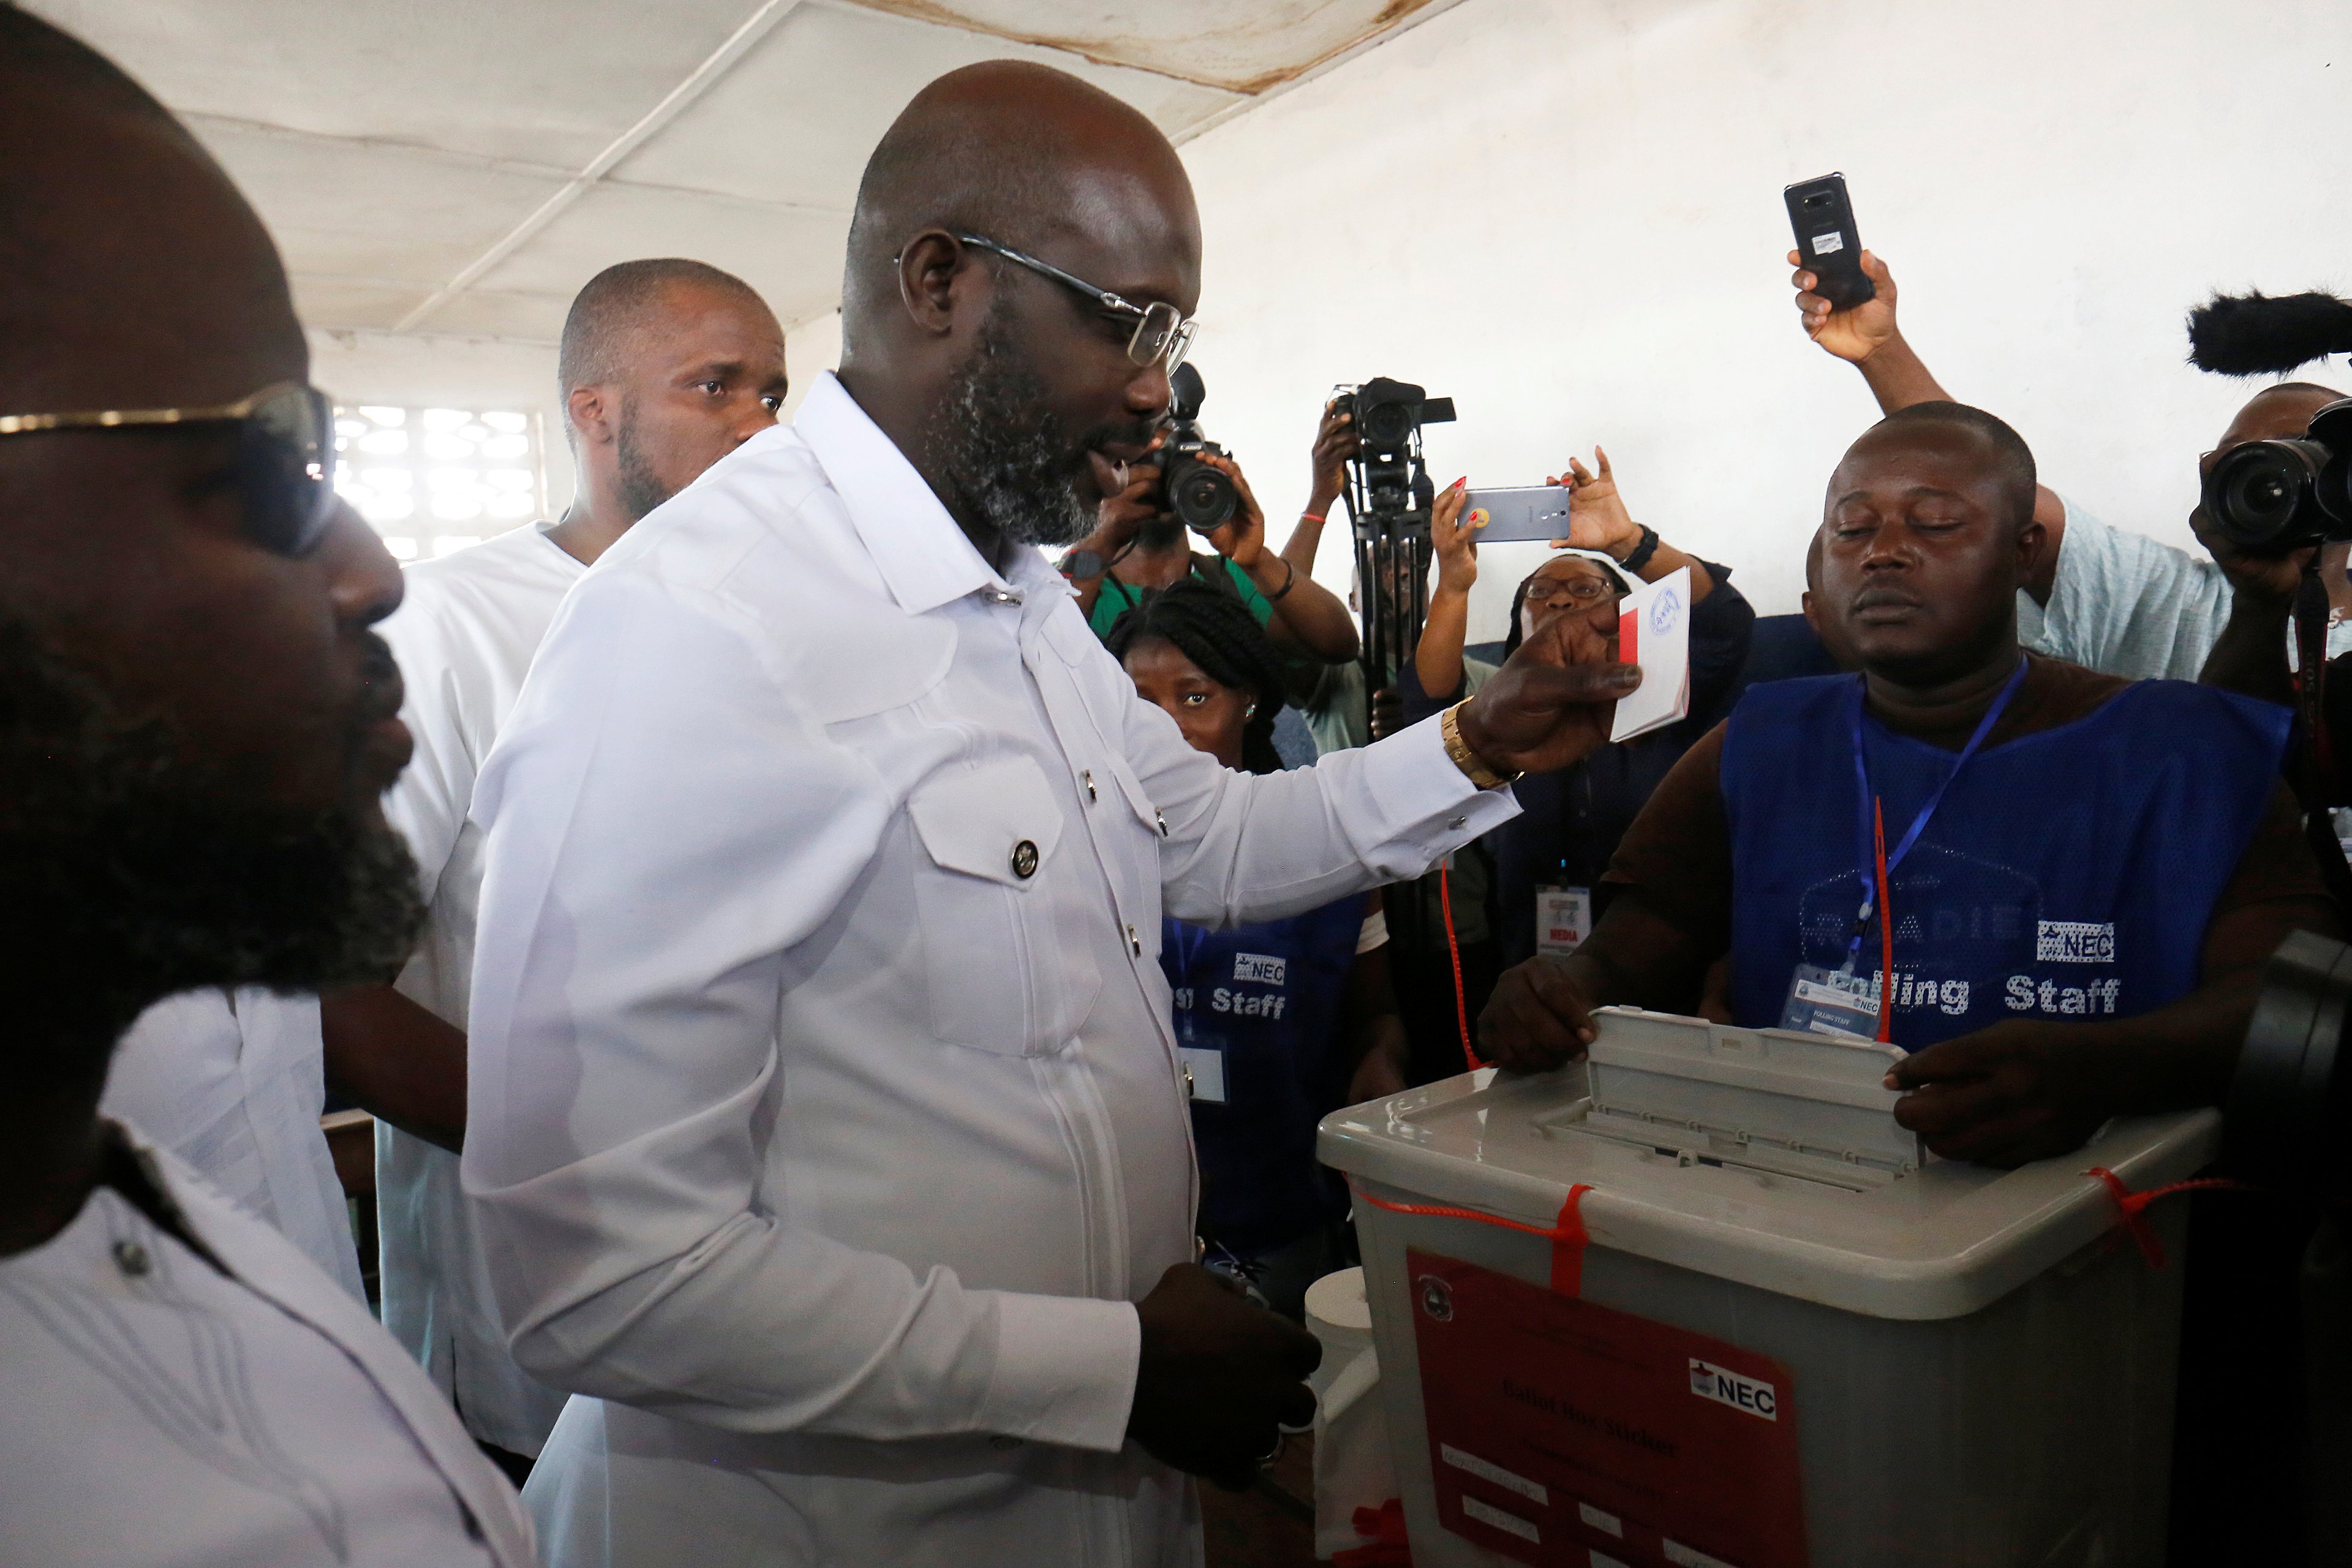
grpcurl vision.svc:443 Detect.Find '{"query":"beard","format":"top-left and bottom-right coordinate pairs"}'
top-left (614, 395), bottom-right (674, 523)
top-left (933, 298), bottom-right (1156, 550)
top-left (0, 611), bottom-right (424, 1066)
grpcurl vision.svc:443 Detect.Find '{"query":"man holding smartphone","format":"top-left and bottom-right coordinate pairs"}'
top-left (1789, 247), bottom-right (2351, 680)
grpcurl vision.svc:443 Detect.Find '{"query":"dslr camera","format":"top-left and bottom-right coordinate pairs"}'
top-left (1159, 363), bottom-right (1238, 533)
top-left (2201, 398), bottom-right (2352, 554)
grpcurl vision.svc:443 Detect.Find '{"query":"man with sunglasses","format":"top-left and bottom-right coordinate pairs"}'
top-left (0, 11), bottom-right (532, 1563)
top-left (461, 58), bottom-right (1638, 1568)
top-left (317, 257), bottom-right (791, 1486)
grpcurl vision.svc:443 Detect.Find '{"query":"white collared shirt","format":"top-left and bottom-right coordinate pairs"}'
top-left (375, 522), bottom-right (583, 1458)
top-left (462, 372), bottom-right (1516, 1567)
top-left (0, 1123), bottom-right (533, 1568)
top-left (100, 988), bottom-right (364, 1303)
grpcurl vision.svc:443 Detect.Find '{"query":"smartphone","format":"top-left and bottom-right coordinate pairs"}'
top-left (1784, 172), bottom-right (1874, 311)
top-left (1464, 485), bottom-right (1575, 543)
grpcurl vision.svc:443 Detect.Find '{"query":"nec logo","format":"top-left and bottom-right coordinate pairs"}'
top-left (1689, 1358), bottom-right (1776, 1420)
top-left (2035, 921), bottom-right (2116, 964)
top-left (1233, 952), bottom-right (1287, 986)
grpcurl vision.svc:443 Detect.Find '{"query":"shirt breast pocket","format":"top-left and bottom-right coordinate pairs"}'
top-left (907, 755), bottom-right (1084, 1057)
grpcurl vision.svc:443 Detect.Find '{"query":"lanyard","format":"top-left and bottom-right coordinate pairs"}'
top-left (1844, 657), bottom-right (2030, 968)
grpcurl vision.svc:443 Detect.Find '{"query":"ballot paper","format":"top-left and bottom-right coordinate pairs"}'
top-left (1609, 565), bottom-right (1692, 742)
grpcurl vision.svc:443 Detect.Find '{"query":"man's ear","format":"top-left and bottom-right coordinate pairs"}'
top-left (567, 384), bottom-right (617, 451)
top-left (897, 230), bottom-right (976, 339)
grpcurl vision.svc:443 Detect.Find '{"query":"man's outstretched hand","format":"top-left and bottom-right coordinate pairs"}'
top-left (1790, 247), bottom-right (1899, 364)
top-left (1455, 600), bottom-right (1640, 775)
top-left (1128, 1263), bottom-right (1322, 1491)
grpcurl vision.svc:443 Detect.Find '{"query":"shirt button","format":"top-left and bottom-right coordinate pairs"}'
top-left (1128, 924), bottom-right (1142, 957)
top-left (1082, 769), bottom-right (1098, 803)
top-left (113, 1239), bottom-right (151, 1277)
top-left (1010, 839), bottom-right (1039, 879)
top-left (1155, 809), bottom-right (1169, 838)
top-left (1448, 814), bottom-right (1468, 830)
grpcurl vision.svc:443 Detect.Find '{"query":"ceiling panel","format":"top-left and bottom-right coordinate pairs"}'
top-left (612, 0), bottom-right (1242, 210)
top-left (415, 289), bottom-right (578, 346)
top-left (21, 0), bottom-right (759, 167)
top-left (288, 277), bottom-right (431, 336)
top-left (470, 184), bottom-right (857, 334)
top-left (189, 118), bottom-right (567, 290)
top-left (837, 0), bottom-right (1452, 93)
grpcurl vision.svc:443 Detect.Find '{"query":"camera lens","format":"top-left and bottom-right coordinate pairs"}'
top-left (2204, 439), bottom-right (2329, 551)
top-left (1166, 452), bottom-right (1238, 532)
top-left (1358, 398), bottom-right (1415, 453)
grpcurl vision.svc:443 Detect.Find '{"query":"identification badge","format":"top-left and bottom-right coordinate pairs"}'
top-left (1534, 886), bottom-right (1593, 957)
top-left (1178, 1045), bottom-right (1227, 1104)
top-left (1777, 963), bottom-right (1880, 1042)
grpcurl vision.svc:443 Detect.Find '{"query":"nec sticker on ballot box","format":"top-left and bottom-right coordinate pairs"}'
top-left (1408, 1249), bottom-right (1807, 1568)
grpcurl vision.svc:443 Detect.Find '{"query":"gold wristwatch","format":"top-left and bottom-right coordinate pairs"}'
top-left (1442, 700), bottom-right (1521, 790)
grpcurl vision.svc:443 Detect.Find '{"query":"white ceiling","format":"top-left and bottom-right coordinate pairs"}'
top-left (26, 0), bottom-right (1461, 344)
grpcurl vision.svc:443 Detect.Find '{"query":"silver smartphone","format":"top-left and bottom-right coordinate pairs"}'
top-left (1463, 485), bottom-right (1574, 543)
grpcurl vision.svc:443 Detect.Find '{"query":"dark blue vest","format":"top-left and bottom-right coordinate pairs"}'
top-left (1721, 672), bottom-right (2290, 1050)
top-left (1163, 897), bottom-right (1364, 1254)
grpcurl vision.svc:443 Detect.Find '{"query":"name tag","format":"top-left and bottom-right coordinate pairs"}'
top-left (1777, 963), bottom-right (1879, 1042)
top-left (1178, 1045), bottom-right (1227, 1104)
top-left (1535, 886), bottom-right (1593, 956)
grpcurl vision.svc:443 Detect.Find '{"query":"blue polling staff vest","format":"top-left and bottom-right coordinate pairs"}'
top-left (1721, 673), bottom-right (2290, 1050)
top-left (1162, 897), bottom-right (1364, 1254)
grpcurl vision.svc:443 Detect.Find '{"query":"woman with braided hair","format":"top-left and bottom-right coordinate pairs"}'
top-left (1106, 580), bottom-right (1408, 1320)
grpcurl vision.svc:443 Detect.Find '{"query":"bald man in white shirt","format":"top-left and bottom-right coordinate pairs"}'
top-left (323, 258), bottom-right (791, 1479)
top-left (464, 62), bottom-right (1635, 1568)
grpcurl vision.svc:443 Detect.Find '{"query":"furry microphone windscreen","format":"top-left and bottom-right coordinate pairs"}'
top-left (2187, 290), bottom-right (2352, 376)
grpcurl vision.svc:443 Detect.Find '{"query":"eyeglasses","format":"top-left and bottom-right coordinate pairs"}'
top-left (0, 381), bottom-right (339, 557)
top-left (1521, 568), bottom-right (1621, 608)
top-left (956, 233), bottom-right (1197, 375)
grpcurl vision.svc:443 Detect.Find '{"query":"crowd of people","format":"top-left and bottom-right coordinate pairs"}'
top-left (0, 6), bottom-right (2343, 1566)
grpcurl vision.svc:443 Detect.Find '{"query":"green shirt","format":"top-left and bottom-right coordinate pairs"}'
top-left (1087, 555), bottom-right (1272, 640)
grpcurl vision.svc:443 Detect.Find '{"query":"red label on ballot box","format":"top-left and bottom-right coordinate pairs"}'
top-left (1407, 1249), bottom-right (1807, 1568)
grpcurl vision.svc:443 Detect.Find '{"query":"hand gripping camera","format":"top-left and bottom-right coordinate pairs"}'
top-left (1160, 363), bottom-right (1239, 533)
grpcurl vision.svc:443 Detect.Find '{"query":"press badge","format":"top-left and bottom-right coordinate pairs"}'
top-left (1777, 964), bottom-right (1880, 1042)
top-left (1535, 886), bottom-right (1593, 956)
top-left (1178, 1045), bottom-right (1227, 1104)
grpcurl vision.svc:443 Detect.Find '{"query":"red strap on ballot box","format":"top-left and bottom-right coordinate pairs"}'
top-left (1349, 1180), bottom-right (1595, 1295)
top-left (2083, 1166), bottom-right (2252, 1270)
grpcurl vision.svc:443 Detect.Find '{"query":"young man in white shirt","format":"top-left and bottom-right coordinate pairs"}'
top-left (464, 60), bottom-right (1637, 1568)
top-left (0, 14), bottom-right (530, 1564)
top-left (320, 258), bottom-right (791, 1482)
top-left (1789, 248), bottom-right (2349, 679)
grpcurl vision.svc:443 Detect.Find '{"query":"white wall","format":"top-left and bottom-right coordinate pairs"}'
top-left (783, 311), bottom-right (844, 420)
top-left (307, 328), bottom-right (574, 514)
top-left (1180, 0), bottom-right (2352, 632)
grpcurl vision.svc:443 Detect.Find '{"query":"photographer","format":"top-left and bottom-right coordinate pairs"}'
top-left (1792, 249), bottom-right (2352, 679)
top-left (1406, 453), bottom-right (1754, 971)
top-left (1063, 440), bottom-right (1362, 663)
top-left (1106, 579), bottom-right (1409, 1320)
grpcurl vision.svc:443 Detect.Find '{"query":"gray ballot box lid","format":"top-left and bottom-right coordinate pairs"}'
top-left (1317, 1006), bottom-right (2219, 1321)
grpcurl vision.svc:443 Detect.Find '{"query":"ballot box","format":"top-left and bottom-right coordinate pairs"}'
top-left (1317, 1007), bottom-right (2218, 1568)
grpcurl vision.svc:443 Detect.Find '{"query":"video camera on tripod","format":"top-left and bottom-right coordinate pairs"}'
top-left (1331, 377), bottom-right (1455, 696)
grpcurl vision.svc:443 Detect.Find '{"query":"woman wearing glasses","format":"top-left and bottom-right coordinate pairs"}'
top-left (1404, 450), bottom-right (1755, 995)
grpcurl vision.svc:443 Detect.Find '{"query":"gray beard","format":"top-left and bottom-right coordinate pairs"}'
top-left (932, 301), bottom-right (1101, 550)
top-left (0, 611), bottom-right (424, 1065)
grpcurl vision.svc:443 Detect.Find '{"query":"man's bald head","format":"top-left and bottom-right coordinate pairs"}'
top-left (0, 5), bottom-right (297, 412)
top-left (841, 61), bottom-right (1199, 345)
top-left (1869, 401), bottom-right (2039, 533)
top-left (558, 258), bottom-right (769, 394)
